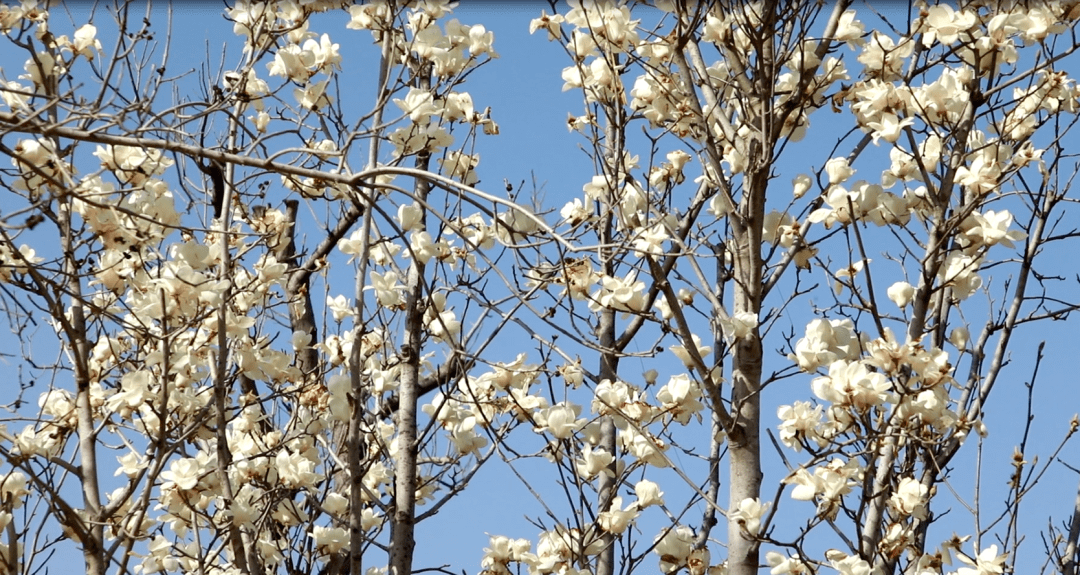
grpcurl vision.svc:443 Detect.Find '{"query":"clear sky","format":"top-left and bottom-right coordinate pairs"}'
top-left (3, 2), bottom-right (1080, 574)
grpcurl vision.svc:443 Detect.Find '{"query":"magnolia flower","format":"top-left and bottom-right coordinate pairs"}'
top-left (94, 144), bottom-right (174, 186)
top-left (575, 445), bottom-right (615, 479)
top-left (956, 544), bottom-right (1007, 575)
top-left (777, 401), bottom-right (824, 451)
top-left (789, 318), bottom-right (859, 372)
top-left (833, 259), bottom-right (868, 295)
top-left (397, 202), bottom-right (424, 232)
top-left (71, 24), bottom-right (101, 59)
top-left (634, 479), bottom-right (665, 508)
top-left (889, 476), bottom-right (929, 518)
top-left (730, 497), bottom-right (769, 536)
top-left (669, 334), bottom-right (711, 369)
top-left (591, 272), bottom-right (647, 314)
top-left (960, 210), bottom-right (1027, 250)
top-left (766, 552), bottom-right (811, 575)
top-left (276, 449), bottom-right (323, 488)
top-left (620, 426), bottom-right (669, 468)
top-left (825, 156), bottom-right (855, 185)
top-left (310, 526), bottom-right (349, 554)
top-left (792, 173), bottom-right (812, 198)
top-left (920, 5), bottom-right (977, 47)
top-left (785, 467), bottom-right (821, 501)
top-left (0, 472), bottom-right (29, 506)
top-left (866, 111), bottom-right (914, 144)
top-left (858, 31), bottom-right (914, 80)
top-left (656, 374), bottom-right (704, 424)
top-left (950, 326), bottom-right (969, 350)
top-left (534, 402), bottom-right (586, 440)
top-left (560, 197), bottom-right (593, 227)
top-left (940, 253), bottom-right (983, 301)
top-left (887, 281), bottom-right (915, 308)
top-left (326, 295), bottom-right (353, 322)
top-left (813, 360), bottom-right (897, 411)
top-left (481, 535), bottom-right (534, 575)
top-left (597, 496), bottom-right (638, 534)
top-left (0, 79), bottom-right (30, 111)
top-left (365, 271), bottom-right (406, 309)
top-left (828, 552), bottom-right (872, 575)
top-left (834, 9), bottom-right (865, 47)
top-left (529, 9), bottom-right (564, 41)
top-left (719, 311), bottom-right (758, 342)
top-left (294, 80), bottom-right (332, 110)
top-left (654, 525), bottom-right (694, 573)
top-left (161, 457), bottom-right (202, 490)
top-left (631, 222), bottom-right (670, 256)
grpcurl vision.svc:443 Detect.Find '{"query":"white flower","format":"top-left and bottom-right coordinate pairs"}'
top-left (960, 210), bottom-right (1027, 250)
top-left (590, 272), bottom-right (647, 314)
top-left (558, 361), bottom-right (584, 387)
top-left (888, 476), bottom-right (928, 518)
top-left (394, 87), bottom-right (439, 124)
top-left (294, 80), bottom-right (332, 110)
top-left (656, 373), bottom-right (704, 424)
top-left (669, 334), bottom-right (712, 369)
top-left (766, 551), bottom-right (811, 575)
top-left (887, 281), bottom-right (915, 308)
top-left (731, 497), bottom-right (769, 536)
top-left (597, 496), bottom-right (638, 534)
top-left (326, 295), bottom-right (354, 322)
top-left (323, 492), bottom-right (348, 516)
top-left (828, 552), bottom-right (872, 575)
top-left (633, 479), bottom-right (665, 508)
top-left (0, 472), bottom-right (29, 507)
top-left (654, 525), bottom-right (694, 573)
top-left (72, 24), bottom-right (101, 59)
top-left (812, 360), bottom-right (896, 411)
top-left (866, 111), bottom-right (914, 144)
top-left (560, 198), bottom-right (592, 227)
top-left (949, 326), bottom-right (969, 351)
top-left (719, 311), bottom-right (758, 342)
top-left (276, 449), bottom-right (323, 488)
top-left (397, 202), bottom-right (424, 232)
top-left (534, 402), bottom-right (586, 440)
top-left (956, 544), bottom-right (1007, 575)
top-left (575, 445), bottom-right (614, 479)
top-left (161, 457), bottom-right (202, 490)
top-left (789, 318), bottom-right (859, 372)
top-left (310, 526), bottom-right (349, 554)
top-left (940, 253), bottom-right (983, 301)
top-left (792, 173), bottom-right (812, 198)
top-left (833, 10), bottom-right (865, 47)
top-left (777, 401), bottom-right (824, 451)
top-left (825, 156), bottom-right (855, 185)
top-left (365, 271), bottom-right (406, 309)
top-left (529, 10), bottom-right (564, 41)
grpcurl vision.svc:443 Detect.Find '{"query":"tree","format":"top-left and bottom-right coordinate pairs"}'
top-left (1, 1), bottom-right (1080, 575)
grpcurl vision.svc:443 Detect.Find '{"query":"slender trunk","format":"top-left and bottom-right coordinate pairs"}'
top-left (389, 63), bottom-right (433, 573)
top-left (388, 197), bottom-right (425, 575)
top-left (727, 165), bottom-right (766, 575)
top-left (1062, 472), bottom-right (1080, 575)
top-left (66, 200), bottom-right (104, 575)
top-left (595, 293), bottom-right (617, 575)
top-left (45, 49), bottom-right (105, 573)
top-left (346, 24), bottom-right (394, 575)
top-left (595, 101), bottom-right (622, 575)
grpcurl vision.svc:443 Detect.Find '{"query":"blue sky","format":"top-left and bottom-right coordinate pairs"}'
top-left (3, 2), bottom-right (1080, 574)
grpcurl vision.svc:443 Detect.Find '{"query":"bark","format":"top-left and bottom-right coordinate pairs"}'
top-left (388, 64), bottom-right (433, 573)
top-left (727, 259), bottom-right (764, 575)
top-left (388, 214), bottom-right (425, 575)
top-left (283, 199), bottom-right (319, 378)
